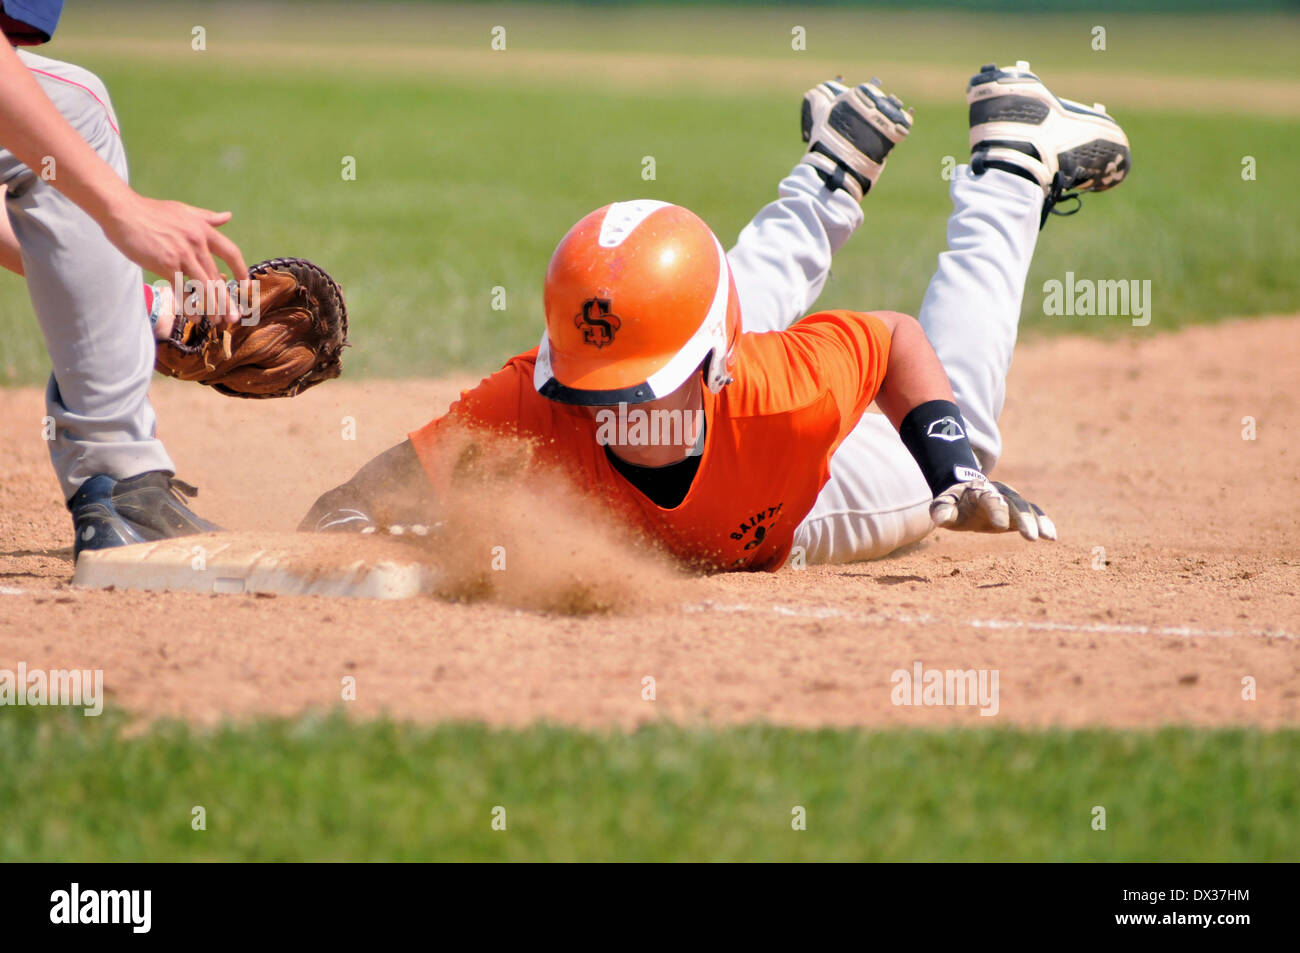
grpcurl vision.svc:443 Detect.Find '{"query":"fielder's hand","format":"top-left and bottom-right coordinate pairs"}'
top-left (930, 474), bottom-right (1057, 541)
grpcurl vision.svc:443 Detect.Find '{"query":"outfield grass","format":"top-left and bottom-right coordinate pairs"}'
top-left (0, 3), bottom-right (1297, 384)
top-left (2, 707), bottom-right (1296, 861)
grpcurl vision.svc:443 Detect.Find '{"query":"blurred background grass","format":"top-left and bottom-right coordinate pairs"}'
top-left (5, 707), bottom-right (1298, 861)
top-left (0, 1), bottom-right (1297, 384)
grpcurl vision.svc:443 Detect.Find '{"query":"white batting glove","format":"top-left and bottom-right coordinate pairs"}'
top-left (930, 473), bottom-right (1057, 542)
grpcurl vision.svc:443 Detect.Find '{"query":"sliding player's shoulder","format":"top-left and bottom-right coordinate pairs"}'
top-left (737, 311), bottom-right (895, 369)
top-left (725, 329), bottom-right (839, 415)
top-left (794, 309), bottom-right (902, 344)
top-left (453, 347), bottom-right (539, 415)
top-left (783, 310), bottom-right (899, 377)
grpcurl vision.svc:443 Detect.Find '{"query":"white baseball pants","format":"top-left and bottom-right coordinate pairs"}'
top-left (726, 162), bottom-right (1043, 564)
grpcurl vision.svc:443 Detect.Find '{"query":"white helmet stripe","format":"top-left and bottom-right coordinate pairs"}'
top-left (598, 200), bottom-right (671, 248)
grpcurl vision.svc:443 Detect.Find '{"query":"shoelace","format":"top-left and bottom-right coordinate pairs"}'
top-left (1040, 171), bottom-right (1084, 228)
top-left (166, 477), bottom-right (201, 502)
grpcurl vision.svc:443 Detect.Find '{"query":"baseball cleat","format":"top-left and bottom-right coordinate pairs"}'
top-left (800, 78), bottom-right (850, 144)
top-left (967, 60), bottom-right (1131, 227)
top-left (801, 77), bottom-right (914, 201)
top-left (68, 471), bottom-right (221, 559)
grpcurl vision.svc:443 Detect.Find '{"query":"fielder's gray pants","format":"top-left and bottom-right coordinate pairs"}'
top-left (2, 50), bottom-right (173, 502)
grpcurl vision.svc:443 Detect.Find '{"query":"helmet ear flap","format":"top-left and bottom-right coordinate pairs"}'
top-left (702, 268), bottom-right (742, 393)
top-left (701, 353), bottom-right (721, 393)
top-left (702, 346), bottom-right (734, 393)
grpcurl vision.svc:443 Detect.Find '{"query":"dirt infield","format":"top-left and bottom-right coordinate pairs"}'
top-left (2, 316), bottom-right (1298, 728)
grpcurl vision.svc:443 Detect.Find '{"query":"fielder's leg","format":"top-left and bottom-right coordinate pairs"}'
top-left (1, 53), bottom-right (217, 556)
top-left (1, 51), bottom-right (175, 502)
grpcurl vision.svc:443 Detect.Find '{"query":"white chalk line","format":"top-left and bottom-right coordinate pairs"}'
top-left (684, 600), bottom-right (1298, 641)
top-left (3, 582), bottom-right (1289, 640)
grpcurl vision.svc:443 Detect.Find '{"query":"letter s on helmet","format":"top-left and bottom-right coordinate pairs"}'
top-left (535, 200), bottom-right (741, 405)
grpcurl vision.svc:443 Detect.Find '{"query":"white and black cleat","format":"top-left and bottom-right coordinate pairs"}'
top-left (967, 60), bottom-right (1131, 227)
top-left (801, 76), bottom-right (913, 202)
top-left (801, 78), bottom-right (850, 143)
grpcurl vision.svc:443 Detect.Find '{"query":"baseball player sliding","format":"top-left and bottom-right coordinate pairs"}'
top-left (303, 62), bottom-right (1131, 571)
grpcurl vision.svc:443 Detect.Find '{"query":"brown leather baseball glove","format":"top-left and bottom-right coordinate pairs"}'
top-left (154, 257), bottom-right (348, 399)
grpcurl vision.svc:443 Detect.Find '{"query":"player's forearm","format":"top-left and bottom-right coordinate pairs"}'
top-left (874, 312), bottom-right (957, 429)
top-left (875, 313), bottom-right (984, 495)
top-left (299, 440), bottom-right (436, 532)
top-left (0, 43), bottom-right (134, 230)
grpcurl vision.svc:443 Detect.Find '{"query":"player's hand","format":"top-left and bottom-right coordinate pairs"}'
top-left (311, 507), bottom-right (377, 533)
top-left (102, 191), bottom-right (248, 326)
top-left (298, 488), bottom-right (437, 540)
top-left (930, 474), bottom-right (1057, 541)
top-left (299, 485), bottom-right (377, 534)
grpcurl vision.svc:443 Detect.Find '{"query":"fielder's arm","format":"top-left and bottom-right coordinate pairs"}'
top-left (298, 440), bottom-right (435, 533)
top-left (0, 42), bottom-right (245, 320)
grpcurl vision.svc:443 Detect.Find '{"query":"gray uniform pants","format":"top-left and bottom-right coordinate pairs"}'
top-left (2, 50), bottom-right (173, 501)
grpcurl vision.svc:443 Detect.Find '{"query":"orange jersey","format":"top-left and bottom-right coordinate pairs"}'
top-left (410, 309), bottom-right (896, 571)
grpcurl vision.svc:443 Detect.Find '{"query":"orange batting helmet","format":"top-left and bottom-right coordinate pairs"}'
top-left (534, 200), bottom-right (742, 405)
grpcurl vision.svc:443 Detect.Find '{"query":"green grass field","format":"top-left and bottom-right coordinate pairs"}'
top-left (4, 707), bottom-right (1297, 862)
top-left (0, 2), bottom-right (1297, 383)
top-left (2, 3), bottom-right (1298, 862)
